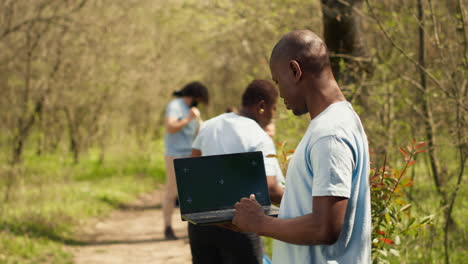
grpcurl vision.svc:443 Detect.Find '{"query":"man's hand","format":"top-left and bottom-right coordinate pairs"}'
top-left (232, 194), bottom-right (267, 233)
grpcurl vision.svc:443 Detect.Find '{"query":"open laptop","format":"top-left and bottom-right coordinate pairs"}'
top-left (173, 151), bottom-right (279, 225)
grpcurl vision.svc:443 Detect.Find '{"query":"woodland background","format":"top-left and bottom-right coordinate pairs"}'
top-left (0, 0), bottom-right (466, 263)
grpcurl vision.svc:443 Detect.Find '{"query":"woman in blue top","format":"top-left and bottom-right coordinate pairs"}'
top-left (163, 81), bottom-right (209, 240)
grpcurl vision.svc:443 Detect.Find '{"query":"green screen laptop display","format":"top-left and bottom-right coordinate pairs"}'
top-left (174, 151), bottom-right (271, 215)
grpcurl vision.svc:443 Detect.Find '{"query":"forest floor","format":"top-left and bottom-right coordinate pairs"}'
top-left (67, 189), bottom-right (192, 264)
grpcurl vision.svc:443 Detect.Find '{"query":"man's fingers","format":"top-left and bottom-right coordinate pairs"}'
top-left (240, 197), bottom-right (250, 202)
top-left (237, 195), bottom-right (257, 203)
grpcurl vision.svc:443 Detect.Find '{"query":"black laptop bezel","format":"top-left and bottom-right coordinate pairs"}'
top-left (173, 151), bottom-right (272, 216)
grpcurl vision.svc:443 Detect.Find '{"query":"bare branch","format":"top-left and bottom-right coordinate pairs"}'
top-left (427, 0), bottom-right (441, 48)
top-left (365, 0), bottom-right (451, 97)
top-left (0, 0), bottom-right (86, 39)
top-left (458, 0), bottom-right (468, 66)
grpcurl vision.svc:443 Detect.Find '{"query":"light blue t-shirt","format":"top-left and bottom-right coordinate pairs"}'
top-left (272, 101), bottom-right (371, 264)
top-left (192, 113), bottom-right (282, 181)
top-left (164, 98), bottom-right (199, 157)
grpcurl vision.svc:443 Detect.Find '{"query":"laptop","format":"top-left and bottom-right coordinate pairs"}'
top-left (173, 151), bottom-right (279, 225)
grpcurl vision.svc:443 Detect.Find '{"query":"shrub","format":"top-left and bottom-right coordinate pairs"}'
top-left (371, 140), bottom-right (433, 263)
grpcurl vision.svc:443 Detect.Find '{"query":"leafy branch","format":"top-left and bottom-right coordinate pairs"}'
top-left (371, 139), bottom-right (431, 262)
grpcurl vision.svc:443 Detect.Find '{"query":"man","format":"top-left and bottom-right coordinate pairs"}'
top-left (232, 30), bottom-right (371, 263)
top-left (189, 80), bottom-right (284, 264)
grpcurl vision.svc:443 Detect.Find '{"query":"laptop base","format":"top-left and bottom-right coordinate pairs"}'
top-left (182, 206), bottom-right (279, 225)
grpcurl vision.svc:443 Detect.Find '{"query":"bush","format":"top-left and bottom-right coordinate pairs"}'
top-left (371, 140), bottom-right (433, 263)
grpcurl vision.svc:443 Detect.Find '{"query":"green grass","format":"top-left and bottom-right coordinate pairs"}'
top-left (0, 232), bottom-right (72, 264)
top-left (263, 237), bottom-right (274, 259)
top-left (394, 168), bottom-right (468, 263)
top-left (0, 139), bottom-right (166, 263)
top-left (0, 135), bottom-right (466, 264)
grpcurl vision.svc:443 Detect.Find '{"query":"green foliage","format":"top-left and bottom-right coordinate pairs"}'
top-left (263, 236), bottom-right (274, 259)
top-left (371, 140), bottom-right (432, 263)
top-left (0, 0), bottom-right (466, 263)
top-left (270, 136), bottom-right (459, 263)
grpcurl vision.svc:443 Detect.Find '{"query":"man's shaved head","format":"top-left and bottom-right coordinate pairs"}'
top-left (270, 30), bottom-right (330, 76)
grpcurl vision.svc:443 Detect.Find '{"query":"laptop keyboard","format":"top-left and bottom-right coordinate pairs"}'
top-left (186, 209), bottom-right (236, 220)
top-left (185, 206), bottom-right (277, 220)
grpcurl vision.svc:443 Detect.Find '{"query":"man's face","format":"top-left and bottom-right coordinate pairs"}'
top-left (270, 60), bottom-right (307, 116)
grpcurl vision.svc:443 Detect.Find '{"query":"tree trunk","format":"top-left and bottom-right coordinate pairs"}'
top-left (12, 134), bottom-right (24, 165)
top-left (69, 131), bottom-right (79, 164)
top-left (64, 107), bottom-right (80, 164)
top-left (321, 0), bottom-right (373, 84)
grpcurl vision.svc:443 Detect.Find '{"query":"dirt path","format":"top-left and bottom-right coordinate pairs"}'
top-left (68, 189), bottom-right (192, 264)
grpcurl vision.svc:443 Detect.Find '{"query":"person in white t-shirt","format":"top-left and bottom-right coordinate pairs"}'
top-left (232, 30), bottom-right (371, 264)
top-left (189, 80), bottom-right (284, 264)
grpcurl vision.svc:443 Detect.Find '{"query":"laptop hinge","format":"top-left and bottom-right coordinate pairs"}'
top-left (182, 215), bottom-right (197, 225)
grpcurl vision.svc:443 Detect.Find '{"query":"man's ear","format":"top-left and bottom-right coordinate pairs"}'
top-left (289, 60), bottom-right (302, 82)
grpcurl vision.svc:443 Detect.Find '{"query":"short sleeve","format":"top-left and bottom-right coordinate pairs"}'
top-left (310, 136), bottom-right (354, 198)
top-left (166, 100), bottom-right (182, 118)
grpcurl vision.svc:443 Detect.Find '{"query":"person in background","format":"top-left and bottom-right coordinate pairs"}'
top-left (163, 81), bottom-right (209, 240)
top-left (232, 30), bottom-right (371, 264)
top-left (226, 104), bottom-right (285, 189)
top-left (189, 80), bottom-right (284, 264)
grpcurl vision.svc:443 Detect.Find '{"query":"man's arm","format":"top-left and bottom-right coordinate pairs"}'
top-left (233, 195), bottom-right (348, 245)
top-left (266, 176), bottom-right (284, 205)
top-left (233, 136), bottom-right (353, 244)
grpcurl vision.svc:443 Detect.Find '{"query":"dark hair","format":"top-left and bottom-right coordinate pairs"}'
top-left (241, 80), bottom-right (278, 107)
top-left (173, 81), bottom-right (209, 103)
